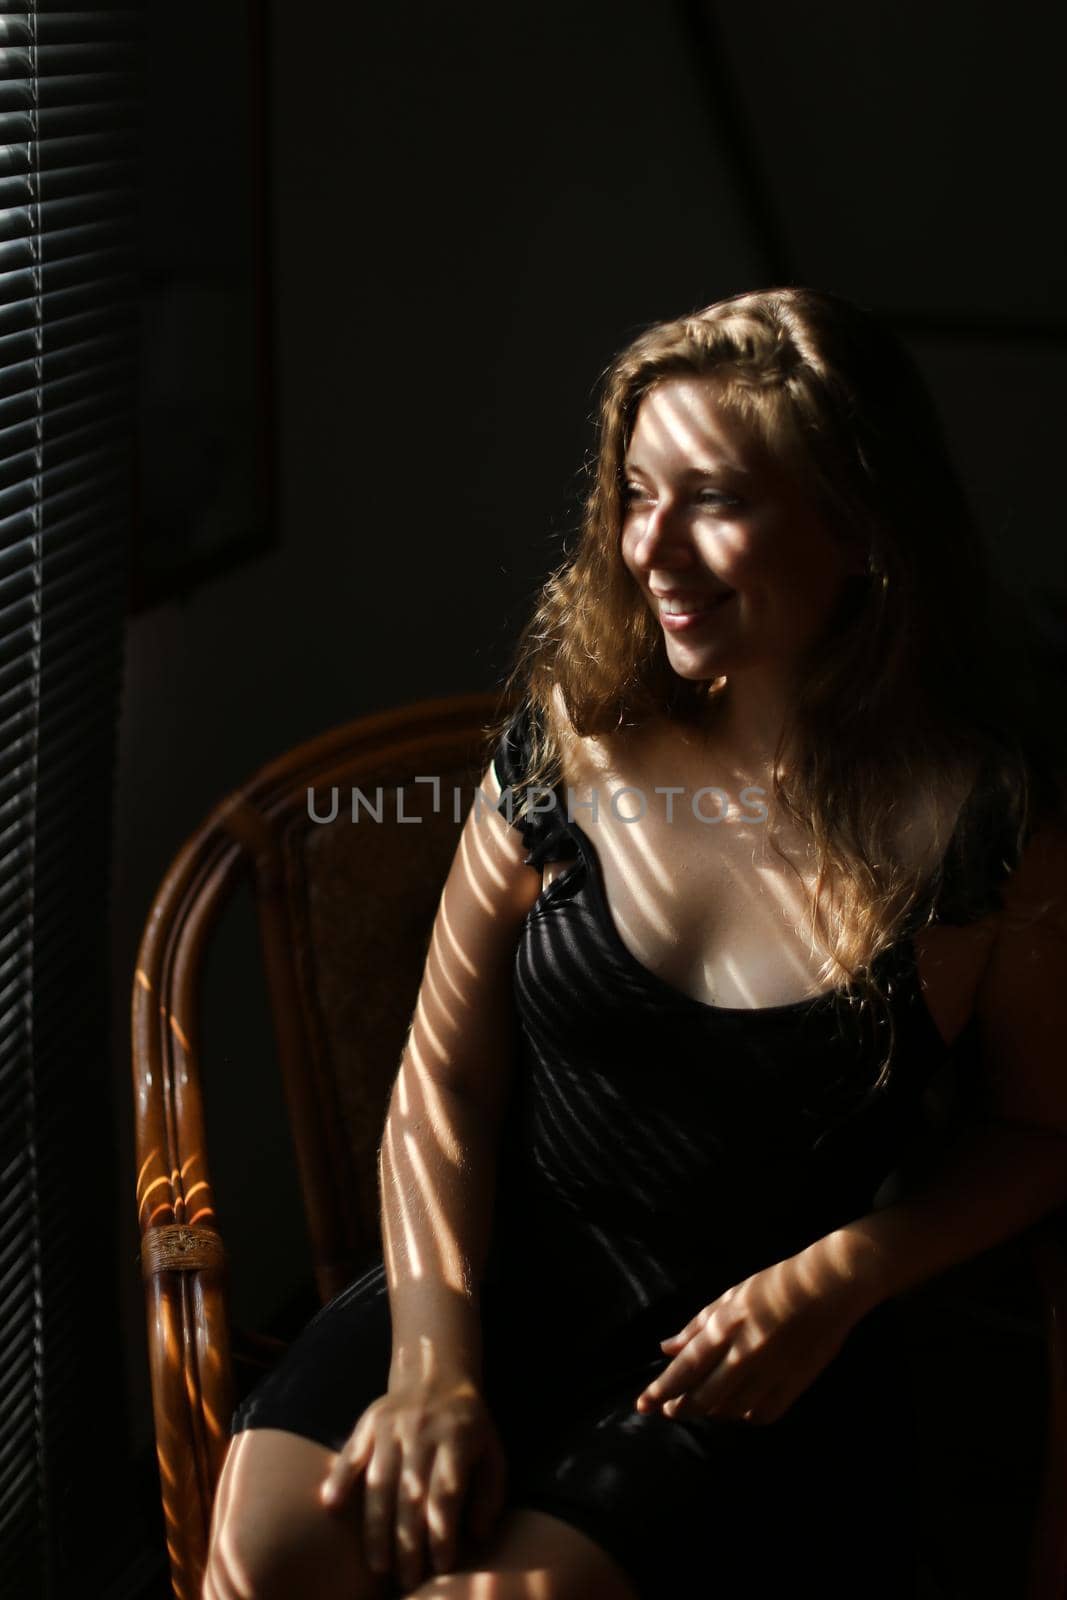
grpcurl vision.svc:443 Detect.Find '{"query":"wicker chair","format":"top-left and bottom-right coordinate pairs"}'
top-left (130, 691), bottom-right (1067, 1600)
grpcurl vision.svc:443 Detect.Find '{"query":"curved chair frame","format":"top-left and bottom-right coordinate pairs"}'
top-left (131, 692), bottom-right (1067, 1600)
top-left (132, 691), bottom-right (503, 1597)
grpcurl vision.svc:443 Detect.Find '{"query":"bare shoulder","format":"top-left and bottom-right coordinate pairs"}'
top-left (545, 684), bottom-right (688, 781)
top-left (543, 682), bottom-right (607, 786)
top-left (473, 753), bottom-right (546, 918)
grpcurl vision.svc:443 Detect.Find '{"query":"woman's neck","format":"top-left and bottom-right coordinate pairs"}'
top-left (693, 669), bottom-right (795, 776)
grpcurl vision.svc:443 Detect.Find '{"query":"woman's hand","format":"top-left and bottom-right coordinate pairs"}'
top-left (319, 1373), bottom-right (509, 1591)
top-left (633, 1246), bottom-right (876, 1426)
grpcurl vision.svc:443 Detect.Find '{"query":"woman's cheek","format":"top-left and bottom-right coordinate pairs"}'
top-left (708, 529), bottom-right (770, 591)
top-left (715, 513), bottom-right (801, 590)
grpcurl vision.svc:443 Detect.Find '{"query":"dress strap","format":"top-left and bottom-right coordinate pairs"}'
top-left (927, 751), bottom-right (1035, 927)
top-left (492, 701), bottom-right (576, 869)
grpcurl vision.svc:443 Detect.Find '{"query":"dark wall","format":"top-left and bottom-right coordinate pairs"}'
top-left (703, 0), bottom-right (1067, 604)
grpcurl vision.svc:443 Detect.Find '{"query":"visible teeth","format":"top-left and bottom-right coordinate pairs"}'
top-left (661, 596), bottom-right (714, 615)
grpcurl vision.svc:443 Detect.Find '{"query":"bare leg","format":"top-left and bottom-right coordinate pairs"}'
top-left (202, 1427), bottom-right (391, 1600)
top-left (404, 1507), bottom-right (641, 1600)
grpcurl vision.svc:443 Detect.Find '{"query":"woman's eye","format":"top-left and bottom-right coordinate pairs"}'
top-left (621, 482), bottom-right (741, 514)
top-left (622, 482), bottom-right (650, 502)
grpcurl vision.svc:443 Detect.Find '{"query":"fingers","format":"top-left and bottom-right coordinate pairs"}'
top-left (362, 1431), bottom-right (402, 1578)
top-left (659, 1303), bottom-right (713, 1352)
top-left (325, 1416), bottom-right (502, 1587)
top-left (672, 1340), bottom-right (751, 1414)
top-left (320, 1418), bottom-right (374, 1511)
top-left (676, 1357), bottom-right (754, 1419)
top-left (636, 1322), bottom-right (728, 1411)
top-left (319, 1393), bottom-right (508, 1588)
top-left (424, 1436), bottom-right (468, 1575)
top-left (320, 1410), bottom-right (408, 1579)
top-left (394, 1434), bottom-right (436, 1591)
top-left (666, 1363), bottom-right (791, 1426)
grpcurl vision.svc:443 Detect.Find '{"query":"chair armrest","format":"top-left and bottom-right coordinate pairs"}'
top-left (132, 823), bottom-right (247, 1599)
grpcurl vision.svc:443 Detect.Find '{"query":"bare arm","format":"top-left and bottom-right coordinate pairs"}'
top-left (818, 815), bottom-right (1067, 1311)
top-left (636, 817), bottom-right (1067, 1425)
top-left (379, 754), bottom-right (542, 1391)
top-left (319, 754), bottom-right (542, 1584)
top-left (806, 1121), bottom-right (1067, 1318)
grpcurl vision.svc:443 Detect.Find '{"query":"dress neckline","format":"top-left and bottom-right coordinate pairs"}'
top-left (553, 815), bottom-right (908, 1019)
top-left (508, 698), bottom-right (975, 1033)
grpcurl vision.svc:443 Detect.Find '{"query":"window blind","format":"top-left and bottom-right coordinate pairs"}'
top-left (0, 6), bottom-right (141, 1595)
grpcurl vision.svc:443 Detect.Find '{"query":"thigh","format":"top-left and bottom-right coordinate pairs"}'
top-left (204, 1427), bottom-right (389, 1600)
top-left (406, 1507), bottom-right (640, 1600)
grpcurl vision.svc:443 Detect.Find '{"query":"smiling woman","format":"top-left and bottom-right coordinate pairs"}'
top-left (504, 288), bottom-right (1063, 1055)
top-left (204, 288), bottom-right (1067, 1600)
top-left (619, 375), bottom-right (868, 684)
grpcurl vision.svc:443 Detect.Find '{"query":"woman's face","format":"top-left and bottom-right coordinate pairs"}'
top-left (619, 376), bottom-right (865, 683)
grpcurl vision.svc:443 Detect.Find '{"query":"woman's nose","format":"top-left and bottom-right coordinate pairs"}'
top-left (632, 499), bottom-right (695, 570)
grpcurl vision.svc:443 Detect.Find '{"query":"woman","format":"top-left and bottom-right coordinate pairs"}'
top-left (203, 288), bottom-right (1067, 1600)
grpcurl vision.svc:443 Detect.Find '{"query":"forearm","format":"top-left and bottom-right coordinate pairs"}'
top-left (379, 1057), bottom-right (502, 1389)
top-left (805, 1117), bottom-right (1067, 1315)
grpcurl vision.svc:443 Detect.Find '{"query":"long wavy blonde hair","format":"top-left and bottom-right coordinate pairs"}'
top-left (485, 286), bottom-right (1063, 1085)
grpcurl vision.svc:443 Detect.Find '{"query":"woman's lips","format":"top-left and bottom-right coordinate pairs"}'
top-left (657, 593), bottom-right (735, 631)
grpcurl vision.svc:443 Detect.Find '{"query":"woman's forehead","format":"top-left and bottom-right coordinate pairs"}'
top-left (626, 375), bottom-right (779, 476)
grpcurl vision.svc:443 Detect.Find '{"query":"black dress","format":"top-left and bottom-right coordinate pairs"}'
top-left (232, 701), bottom-right (1006, 1598)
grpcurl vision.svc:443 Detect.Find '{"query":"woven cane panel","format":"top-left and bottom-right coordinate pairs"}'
top-left (294, 763), bottom-right (477, 1243)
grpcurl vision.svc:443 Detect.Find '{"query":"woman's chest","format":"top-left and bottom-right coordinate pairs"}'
top-left (544, 768), bottom-right (836, 1008)
top-left (541, 724), bottom-right (996, 1042)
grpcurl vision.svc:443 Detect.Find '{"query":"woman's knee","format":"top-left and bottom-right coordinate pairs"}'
top-left (202, 1427), bottom-right (388, 1600)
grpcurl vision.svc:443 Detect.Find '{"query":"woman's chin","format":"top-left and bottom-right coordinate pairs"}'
top-left (670, 668), bottom-right (729, 687)
top-left (664, 641), bottom-right (729, 681)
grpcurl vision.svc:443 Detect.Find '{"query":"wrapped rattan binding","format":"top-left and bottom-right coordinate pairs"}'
top-left (140, 1223), bottom-right (226, 1279)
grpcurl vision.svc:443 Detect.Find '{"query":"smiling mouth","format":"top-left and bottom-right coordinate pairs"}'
top-left (656, 592), bottom-right (735, 621)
